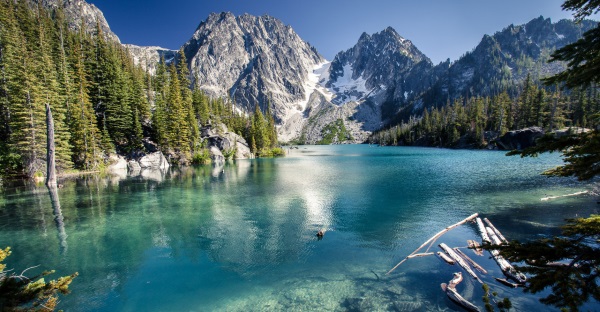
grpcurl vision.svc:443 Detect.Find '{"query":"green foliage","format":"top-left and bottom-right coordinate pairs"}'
top-left (317, 119), bottom-right (353, 145)
top-left (248, 104), bottom-right (279, 156)
top-left (0, 246), bottom-right (78, 311)
top-left (191, 149), bottom-right (211, 165)
top-left (222, 147), bottom-right (237, 161)
top-left (482, 283), bottom-right (513, 312)
top-left (260, 147), bottom-right (286, 157)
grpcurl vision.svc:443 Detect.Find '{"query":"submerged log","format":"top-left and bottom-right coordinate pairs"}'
top-left (407, 252), bottom-right (434, 259)
top-left (495, 277), bottom-right (519, 288)
top-left (440, 272), bottom-right (480, 312)
top-left (454, 248), bottom-right (487, 274)
top-left (386, 213), bottom-right (478, 275)
top-left (439, 243), bottom-right (481, 283)
top-left (541, 190), bottom-right (588, 201)
top-left (437, 251), bottom-right (455, 265)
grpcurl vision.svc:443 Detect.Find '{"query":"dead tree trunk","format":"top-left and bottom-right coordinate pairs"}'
top-left (45, 103), bottom-right (56, 187)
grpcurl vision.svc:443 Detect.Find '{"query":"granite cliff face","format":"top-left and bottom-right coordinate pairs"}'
top-left (182, 13), bottom-right (326, 134)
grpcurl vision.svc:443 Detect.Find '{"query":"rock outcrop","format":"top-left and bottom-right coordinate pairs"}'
top-left (202, 124), bottom-right (253, 159)
top-left (495, 127), bottom-right (545, 150)
top-left (138, 152), bottom-right (170, 170)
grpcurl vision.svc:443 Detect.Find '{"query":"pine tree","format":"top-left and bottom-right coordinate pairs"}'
top-left (151, 57), bottom-right (169, 148)
top-left (166, 62), bottom-right (191, 160)
top-left (176, 49), bottom-right (199, 153)
top-left (68, 23), bottom-right (101, 170)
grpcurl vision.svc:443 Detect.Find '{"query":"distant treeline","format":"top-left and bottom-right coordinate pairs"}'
top-left (369, 75), bottom-right (599, 147)
top-left (0, 0), bottom-right (278, 179)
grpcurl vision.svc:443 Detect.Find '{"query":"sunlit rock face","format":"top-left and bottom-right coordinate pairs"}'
top-left (183, 13), bottom-right (324, 124)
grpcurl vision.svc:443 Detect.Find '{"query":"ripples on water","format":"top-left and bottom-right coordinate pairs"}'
top-left (0, 145), bottom-right (597, 311)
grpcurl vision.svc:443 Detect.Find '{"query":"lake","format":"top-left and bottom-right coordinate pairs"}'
top-left (0, 145), bottom-right (597, 311)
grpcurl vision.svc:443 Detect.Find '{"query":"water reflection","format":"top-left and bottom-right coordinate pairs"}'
top-left (47, 186), bottom-right (67, 255)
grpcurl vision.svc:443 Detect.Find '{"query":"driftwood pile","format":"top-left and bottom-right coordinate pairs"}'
top-left (387, 213), bottom-right (527, 311)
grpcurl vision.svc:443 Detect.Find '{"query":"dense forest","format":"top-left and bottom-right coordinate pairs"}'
top-left (0, 0), bottom-right (279, 179)
top-left (369, 75), bottom-right (600, 148)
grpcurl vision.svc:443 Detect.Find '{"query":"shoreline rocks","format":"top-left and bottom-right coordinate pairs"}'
top-left (495, 127), bottom-right (544, 150)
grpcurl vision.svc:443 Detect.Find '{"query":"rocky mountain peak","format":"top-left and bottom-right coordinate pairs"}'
top-left (324, 26), bottom-right (431, 106)
top-left (183, 12), bottom-right (325, 128)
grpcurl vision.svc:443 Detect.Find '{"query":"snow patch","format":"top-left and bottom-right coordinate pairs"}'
top-left (327, 64), bottom-right (369, 104)
top-left (291, 61), bottom-right (333, 112)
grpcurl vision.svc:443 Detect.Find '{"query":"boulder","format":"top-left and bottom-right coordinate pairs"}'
top-left (138, 152), bottom-right (170, 170)
top-left (496, 127), bottom-right (544, 150)
top-left (127, 160), bottom-right (141, 172)
top-left (107, 154), bottom-right (128, 173)
top-left (554, 127), bottom-right (590, 138)
top-left (204, 123), bottom-right (253, 159)
top-left (236, 141), bottom-right (252, 159)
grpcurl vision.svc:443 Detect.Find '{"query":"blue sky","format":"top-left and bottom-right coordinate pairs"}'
top-left (88, 0), bottom-right (588, 64)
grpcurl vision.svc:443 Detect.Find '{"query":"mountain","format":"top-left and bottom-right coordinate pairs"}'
top-left (399, 16), bottom-right (597, 120)
top-left (182, 12), bottom-right (325, 139)
top-left (319, 27), bottom-right (436, 129)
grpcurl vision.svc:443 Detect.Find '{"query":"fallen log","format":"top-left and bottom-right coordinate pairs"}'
top-left (475, 218), bottom-right (490, 244)
top-left (386, 213), bottom-right (479, 275)
top-left (476, 219), bottom-right (527, 284)
top-left (441, 272), bottom-right (480, 312)
top-left (486, 227), bottom-right (503, 245)
top-left (437, 251), bottom-right (455, 265)
top-left (467, 239), bottom-right (483, 256)
top-left (439, 243), bottom-right (481, 283)
top-left (484, 218), bottom-right (508, 244)
top-left (541, 191), bottom-right (588, 201)
top-left (454, 248), bottom-right (487, 274)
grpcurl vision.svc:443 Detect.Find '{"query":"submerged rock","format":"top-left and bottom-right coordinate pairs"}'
top-left (107, 154), bottom-right (128, 173)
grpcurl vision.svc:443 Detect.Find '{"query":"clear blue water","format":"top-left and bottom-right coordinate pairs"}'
top-left (0, 145), bottom-right (598, 311)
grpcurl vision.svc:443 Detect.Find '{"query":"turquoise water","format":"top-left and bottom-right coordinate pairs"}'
top-left (0, 145), bottom-right (598, 311)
